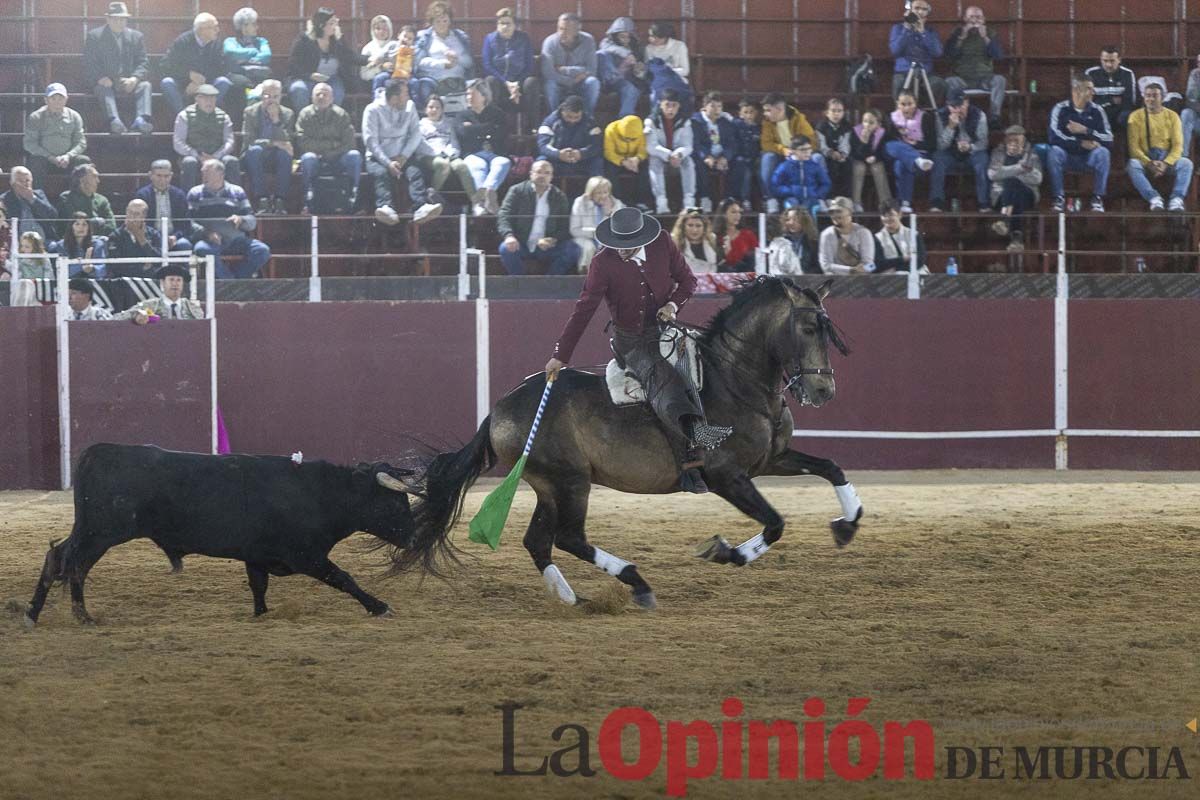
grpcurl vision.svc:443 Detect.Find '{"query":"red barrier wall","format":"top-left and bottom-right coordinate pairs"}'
top-left (3, 297), bottom-right (1198, 489)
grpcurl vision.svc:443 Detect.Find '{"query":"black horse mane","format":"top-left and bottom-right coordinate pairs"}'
top-left (701, 275), bottom-right (809, 346)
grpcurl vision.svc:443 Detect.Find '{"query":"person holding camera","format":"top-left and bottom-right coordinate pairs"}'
top-left (889, 1), bottom-right (945, 106)
top-left (944, 6), bottom-right (1006, 125)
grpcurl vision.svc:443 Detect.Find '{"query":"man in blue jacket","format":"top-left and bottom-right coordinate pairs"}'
top-left (134, 160), bottom-right (194, 251)
top-left (536, 95), bottom-right (603, 177)
top-left (691, 91), bottom-right (739, 213)
top-left (770, 136), bottom-right (832, 214)
top-left (889, 1), bottom-right (945, 105)
top-left (481, 8), bottom-right (541, 118)
top-left (1046, 78), bottom-right (1113, 213)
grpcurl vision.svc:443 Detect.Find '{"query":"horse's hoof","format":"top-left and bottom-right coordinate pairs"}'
top-left (371, 606), bottom-right (394, 619)
top-left (695, 535), bottom-right (734, 564)
top-left (830, 517), bottom-right (859, 548)
top-left (22, 613), bottom-right (37, 631)
top-left (632, 590), bottom-right (657, 611)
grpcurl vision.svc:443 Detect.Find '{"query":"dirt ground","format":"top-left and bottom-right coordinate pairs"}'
top-left (1, 471), bottom-right (1198, 800)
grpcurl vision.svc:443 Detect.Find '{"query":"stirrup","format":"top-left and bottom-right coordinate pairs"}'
top-left (691, 423), bottom-right (733, 451)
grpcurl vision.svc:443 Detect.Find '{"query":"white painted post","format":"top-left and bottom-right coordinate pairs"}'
top-left (56, 256), bottom-right (72, 489)
top-left (469, 248), bottom-right (490, 426)
top-left (309, 215), bottom-right (321, 302)
top-left (206, 254), bottom-right (218, 454)
top-left (1054, 212), bottom-right (1069, 469)
top-left (907, 211), bottom-right (921, 300)
top-left (458, 212), bottom-right (469, 301)
top-left (757, 211), bottom-right (767, 273)
top-left (160, 215), bottom-right (170, 267)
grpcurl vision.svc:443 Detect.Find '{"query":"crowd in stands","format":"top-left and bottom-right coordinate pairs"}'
top-left (3, 1), bottom-right (1200, 282)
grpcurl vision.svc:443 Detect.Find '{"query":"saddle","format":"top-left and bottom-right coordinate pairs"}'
top-left (605, 326), bottom-right (703, 407)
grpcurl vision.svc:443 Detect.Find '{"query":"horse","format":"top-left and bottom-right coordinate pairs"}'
top-left (391, 275), bottom-right (862, 609)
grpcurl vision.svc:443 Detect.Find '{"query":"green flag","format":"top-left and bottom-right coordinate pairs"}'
top-left (466, 375), bottom-right (557, 550)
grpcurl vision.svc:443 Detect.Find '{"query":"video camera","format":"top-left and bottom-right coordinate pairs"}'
top-left (903, 1), bottom-right (925, 25)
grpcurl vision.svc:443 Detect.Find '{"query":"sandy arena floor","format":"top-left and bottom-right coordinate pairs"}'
top-left (1, 471), bottom-right (1198, 799)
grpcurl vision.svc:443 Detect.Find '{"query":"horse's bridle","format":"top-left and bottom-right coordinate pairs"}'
top-left (781, 304), bottom-right (846, 405)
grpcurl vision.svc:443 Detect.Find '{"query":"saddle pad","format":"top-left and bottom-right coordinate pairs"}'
top-left (606, 327), bottom-right (703, 406)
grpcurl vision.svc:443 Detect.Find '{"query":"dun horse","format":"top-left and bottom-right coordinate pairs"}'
top-left (393, 276), bottom-right (862, 608)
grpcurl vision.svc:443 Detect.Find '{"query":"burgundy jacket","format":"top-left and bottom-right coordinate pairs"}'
top-left (553, 232), bottom-right (697, 363)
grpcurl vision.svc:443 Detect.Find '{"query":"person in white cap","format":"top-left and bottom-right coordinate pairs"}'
top-left (84, 2), bottom-right (153, 135)
top-left (23, 84), bottom-right (91, 189)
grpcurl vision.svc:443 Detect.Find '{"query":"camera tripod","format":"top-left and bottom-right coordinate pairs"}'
top-left (902, 62), bottom-right (938, 110)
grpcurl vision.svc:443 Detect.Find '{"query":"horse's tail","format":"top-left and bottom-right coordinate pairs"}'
top-left (387, 417), bottom-right (496, 577)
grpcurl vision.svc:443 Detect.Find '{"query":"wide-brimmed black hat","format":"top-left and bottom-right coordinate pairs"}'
top-left (595, 207), bottom-right (662, 250)
top-left (156, 264), bottom-right (191, 281)
top-left (68, 277), bottom-right (94, 296)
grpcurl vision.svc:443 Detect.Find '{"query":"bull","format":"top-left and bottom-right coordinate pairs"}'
top-left (24, 443), bottom-right (418, 626)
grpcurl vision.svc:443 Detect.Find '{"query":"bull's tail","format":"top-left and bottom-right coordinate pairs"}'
top-left (387, 417), bottom-right (496, 577)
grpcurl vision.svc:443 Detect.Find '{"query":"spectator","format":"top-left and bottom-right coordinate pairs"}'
top-left (187, 159), bottom-right (271, 279)
top-left (537, 95), bottom-right (603, 178)
top-left (173, 83), bottom-right (241, 191)
top-left (541, 13), bottom-right (600, 116)
top-left (459, 80), bottom-right (511, 216)
top-left (49, 212), bottom-right (108, 277)
top-left (987, 125), bottom-right (1041, 252)
top-left (224, 8), bottom-right (273, 105)
top-left (496, 159), bottom-right (579, 275)
top-left (570, 175), bottom-right (624, 270)
top-left (241, 79), bottom-right (295, 215)
top-left (603, 114), bottom-right (652, 209)
top-left (1085, 46), bottom-right (1138, 133)
top-left (884, 90), bottom-right (936, 213)
top-left (888, 0), bottom-right (945, 103)
top-left (388, 25), bottom-right (417, 86)
top-left (670, 207), bottom-right (719, 274)
top-left (770, 135), bottom-right (832, 214)
top-left (766, 206), bottom-right (820, 275)
top-left (135, 160), bottom-right (193, 250)
top-left (818, 196), bottom-right (875, 274)
top-left (815, 98), bottom-right (853, 198)
top-left (646, 89), bottom-right (696, 214)
top-left (66, 278), bottom-right (113, 320)
top-left (481, 8), bottom-right (541, 119)
top-left (420, 95), bottom-right (476, 197)
top-left (160, 13), bottom-right (231, 115)
top-left (296, 82), bottom-right (362, 213)
top-left (598, 17), bottom-right (647, 119)
top-left (691, 91), bottom-right (738, 213)
top-left (944, 6), bottom-right (1006, 123)
top-left (106, 198), bottom-right (165, 275)
top-left (362, 79), bottom-right (444, 227)
top-left (711, 198), bottom-right (758, 272)
top-left (1, 166), bottom-right (59, 239)
top-left (6, 231), bottom-right (52, 306)
top-left (645, 57), bottom-right (693, 118)
top-left (56, 163), bottom-right (116, 236)
top-left (644, 22), bottom-right (690, 80)
top-left (730, 99), bottom-right (760, 209)
top-left (287, 7), bottom-right (361, 111)
top-left (84, 2), bottom-right (152, 135)
top-left (115, 264), bottom-right (204, 323)
top-left (411, 1), bottom-right (475, 109)
top-left (23, 84), bottom-right (90, 189)
top-left (361, 15), bottom-right (399, 94)
top-left (1183, 55), bottom-right (1200, 155)
top-left (759, 93), bottom-right (817, 214)
top-left (874, 199), bottom-right (927, 272)
top-left (1046, 78), bottom-right (1112, 213)
top-left (929, 87), bottom-right (990, 212)
top-left (1127, 81), bottom-right (1193, 211)
top-left (850, 108), bottom-right (893, 212)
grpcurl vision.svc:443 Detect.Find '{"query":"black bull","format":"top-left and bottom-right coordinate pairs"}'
top-left (23, 444), bottom-right (417, 627)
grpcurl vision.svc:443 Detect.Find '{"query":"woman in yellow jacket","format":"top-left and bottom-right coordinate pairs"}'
top-left (603, 114), bottom-right (652, 208)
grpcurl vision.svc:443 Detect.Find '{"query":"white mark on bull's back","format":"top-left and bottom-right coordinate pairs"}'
top-left (142, 360), bottom-right (151, 373)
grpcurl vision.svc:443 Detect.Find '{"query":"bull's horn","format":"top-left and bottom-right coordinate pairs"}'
top-left (376, 472), bottom-right (410, 493)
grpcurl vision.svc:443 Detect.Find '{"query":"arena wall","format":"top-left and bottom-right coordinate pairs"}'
top-left (2, 298), bottom-right (1198, 490)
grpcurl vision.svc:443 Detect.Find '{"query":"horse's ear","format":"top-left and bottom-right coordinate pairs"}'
top-left (817, 279), bottom-right (834, 301)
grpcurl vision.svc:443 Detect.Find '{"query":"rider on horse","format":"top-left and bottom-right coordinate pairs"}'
top-left (544, 207), bottom-right (732, 494)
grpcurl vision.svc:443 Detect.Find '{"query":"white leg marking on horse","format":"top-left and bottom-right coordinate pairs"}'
top-left (592, 547), bottom-right (632, 577)
top-left (734, 533), bottom-right (770, 564)
top-left (542, 564), bottom-right (577, 604)
top-left (835, 483), bottom-right (863, 519)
